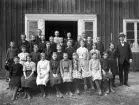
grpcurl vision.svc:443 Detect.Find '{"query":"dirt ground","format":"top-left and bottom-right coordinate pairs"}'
top-left (0, 72), bottom-right (139, 105)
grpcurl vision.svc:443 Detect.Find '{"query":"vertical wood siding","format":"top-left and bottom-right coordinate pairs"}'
top-left (0, 0), bottom-right (139, 68)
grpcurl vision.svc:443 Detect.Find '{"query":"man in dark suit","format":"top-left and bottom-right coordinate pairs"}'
top-left (95, 37), bottom-right (104, 56)
top-left (49, 36), bottom-right (57, 52)
top-left (116, 32), bottom-right (133, 87)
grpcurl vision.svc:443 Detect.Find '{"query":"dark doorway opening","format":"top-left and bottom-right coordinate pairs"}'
top-left (45, 21), bottom-right (78, 41)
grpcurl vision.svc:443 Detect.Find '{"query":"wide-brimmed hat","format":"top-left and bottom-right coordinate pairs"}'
top-left (118, 32), bottom-right (126, 37)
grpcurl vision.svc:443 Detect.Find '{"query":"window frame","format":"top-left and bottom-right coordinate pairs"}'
top-left (123, 19), bottom-right (139, 52)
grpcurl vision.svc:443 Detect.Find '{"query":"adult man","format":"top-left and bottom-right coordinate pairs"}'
top-left (95, 37), bottom-right (104, 56)
top-left (18, 34), bottom-right (30, 53)
top-left (116, 32), bottom-right (133, 87)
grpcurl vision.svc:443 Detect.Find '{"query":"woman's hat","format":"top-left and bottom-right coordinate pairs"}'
top-left (118, 32), bottom-right (126, 37)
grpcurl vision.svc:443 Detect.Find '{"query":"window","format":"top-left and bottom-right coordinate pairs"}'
top-left (85, 22), bottom-right (93, 38)
top-left (123, 19), bottom-right (139, 52)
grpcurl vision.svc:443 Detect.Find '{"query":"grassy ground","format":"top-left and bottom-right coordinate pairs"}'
top-left (0, 71), bottom-right (139, 105)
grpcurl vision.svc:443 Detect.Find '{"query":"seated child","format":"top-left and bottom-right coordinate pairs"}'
top-left (60, 53), bottom-right (73, 96)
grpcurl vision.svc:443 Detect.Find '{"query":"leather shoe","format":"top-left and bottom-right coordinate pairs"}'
top-left (124, 83), bottom-right (130, 87)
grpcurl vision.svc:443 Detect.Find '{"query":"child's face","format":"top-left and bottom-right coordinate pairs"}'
top-left (46, 43), bottom-right (50, 48)
top-left (96, 37), bottom-right (100, 42)
top-left (21, 35), bottom-right (26, 40)
top-left (80, 41), bottom-right (84, 47)
top-left (87, 37), bottom-right (91, 42)
top-left (103, 54), bottom-right (108, 59)
top-left (77, 36), bottom-right (81, 41)
top-left (52, 54), bottom-right (57, 60)
top-left (22, 48), bottom-right (26, 52)
top-left (72, 55), bottom-right (77, 59)
top-left (110, 44), bottom-right (114, 49)
top-left (27, 56), bottom-right (31, 62)
top-left (57, 45), bottom-right (61, 50)
top-left (83, 54), bottom-right (87, 60)
top-left (119, 36), bottom-right (125, 42)
top-left (14, 58), bottom-right (19, 63)
top-left (34, 47), bottom-right (38, 52)
top-left (41, 54), bottom-right (45, 60)
top-left (31, 35), bottom-right (36, 40)
top-left (92, 44), bottom-right (96, 49)
top-left (41, 36), bottom-right (45, 41)
top-left (92, 54), bottom-right (97, 59)
top-left (49, 37), bottom-right (53, 42)
top-left (63, 54), bottom-right (68, 60)
top-left (10, 42), bottom-right (15, 48)
top-left (59, 38), bottom-right (63, 43)
top-left (55, 31), bottom-right (59, 37)
top-left (67, 42), bottom-right (72, 47)
top-left (67, 33), bottom-right (71, 38)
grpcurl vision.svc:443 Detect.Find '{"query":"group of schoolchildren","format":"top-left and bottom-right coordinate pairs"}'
top-left (5, 29), bottom-right (120, 101)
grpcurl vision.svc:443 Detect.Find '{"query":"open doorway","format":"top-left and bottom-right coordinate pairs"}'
top-left (45, 21), bottom-right (78, 41)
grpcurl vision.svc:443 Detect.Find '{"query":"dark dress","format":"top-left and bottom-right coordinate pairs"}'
top-left (101, 58), bottom-right (113, 79)
top-left (64, 38), bottom-right (74, 46)
top-left (57, 51), bottom-right (63, 61)
top-left (86, 41), bottom-right (93, 51)
top-left (49, 59), bottom-right (62, 86)
top-left (44, 47), bottom-right (52, 60)
top-left (30, 52), bottom-right (40, 64)
top-left (59, 43), bottom-right (66, 52)
top-left (65, 47), bottom-right (75, 60)
top-left (107, 49), bottom-right (118, 75)
top-left (96, 42), bottom-right (104, 56)
top-left (18, 40), bottom-right (30, 53)
top-left (74, 41), bottom-right (80, 50)
top-left (50, 42), bottom-right (57, 52)
top-left (29, 40), bottom-right (38, 52)
top-left (9, 63), bottom-right (23, 87)
top-left (38, 41), bottom-right (46, 53)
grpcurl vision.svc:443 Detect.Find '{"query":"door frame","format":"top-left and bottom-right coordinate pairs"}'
top-left (25, 14), bottom-right (97, 41)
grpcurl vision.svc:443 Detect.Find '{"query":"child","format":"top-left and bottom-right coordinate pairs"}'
top-left (72, 53), bottom-right (81, 95)
top-left (9, 56), bottom-right (23, 101)
top-left (5, 41), bottom-right (18, 81)
top-left (65, 41), bottom-right (75, 60)
top-left (18, 45), bottom-right (29, 66)
top-left (29, 35), bottom-right (38, 52)
top-left (44, 41), bottom-right (52, 60)
top-left (59, 37), bottom-right (66, 51)
top-left (36, 53), bottom-right (50, 98)
top-left (90, 43), bottom-right (101, 59)
top-left (107, 43), bottom-right (118, 87)
top-left (50, 52), bottom-right (63, 98)
top-left (60, 53), bottom-right (73, 96)
top-left (21, 55), bottom-right (36, 100)
top-left (89, 52), bottom-right (102, 95)
top-left (74, 35), bottom-right (82, 49)
top-left (101, 52), bottom-right (115, 95)
top-left (76, 40), bottom-right (89, 60)
top-left (64, 32), bottom-right (74, 47)
top-left (38, 35), bottom-right (46, 53)
top-left (57, 44), bottom-right (64, 61)
top-left (86, 36), bottom-right (93, 51)
top-left (80, 53), bottom-right (94, 93)
top-left (54, 31), bottom-right (60, 44)
top-left (31, 45), bottom-right (40, 64)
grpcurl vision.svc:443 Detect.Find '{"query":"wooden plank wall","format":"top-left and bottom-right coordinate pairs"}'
top-left (0, 0), bottom-right (139, 69)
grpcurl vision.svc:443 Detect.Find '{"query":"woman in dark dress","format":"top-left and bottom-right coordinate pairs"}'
top-left (21, 54), bottom-right (36, 100)
top-left (107, 43), bottom-right (118, 87)
top-left (44, 41), bottom-right (52, 60)
top-left (50, 52), bottom-right (63, 98)
top-left (38, 35), bottom-right (46, 53)
top-left (56, 44), bottom-right (64, 61)
top-left (9, 56), bottom-right (23, 101)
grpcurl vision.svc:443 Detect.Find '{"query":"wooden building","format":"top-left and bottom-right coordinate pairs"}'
top-left (0, 0), bottom-right (139, 70)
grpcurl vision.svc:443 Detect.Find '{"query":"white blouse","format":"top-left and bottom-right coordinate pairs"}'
top-left (76, 47), bottom-right (89, 59)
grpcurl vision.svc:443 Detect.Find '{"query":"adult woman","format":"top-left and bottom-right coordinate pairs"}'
top-left (36, 53), bottom-right (50, 98)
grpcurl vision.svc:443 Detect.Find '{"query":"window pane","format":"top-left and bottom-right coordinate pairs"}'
top-left (137, 23), bottom-right (139, 31)
top-left (28, 21), bottom-right (38, 40)
top-left (85, 31), bottom-right (93, 38)
top-left (126, 23), bottom-right (134, 30)
top-left (85, 22), bottom-right (93, 30)
top-left (126, 31), bottom-right (134, 39)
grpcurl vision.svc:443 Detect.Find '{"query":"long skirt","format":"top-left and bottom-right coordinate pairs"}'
top-left (62, 72), bottom-right (72, 83)
top-left (109, 58), bottom-right (118, 75)
top-left (49, 73), bottom-right (62, 86)
top-left (92, 69), bottom-right (102, 81)
top-left (21, 71), bottom-right (36, 89)
top-left (9, 76), bottom-right (21, 87)
top-left (36, 73), bottom-right (49, 86)
top-left (72, 70), bottom-right (82, 79)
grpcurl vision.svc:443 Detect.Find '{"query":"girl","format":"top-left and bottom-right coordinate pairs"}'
top-left (86, 36), bottom-right (93, 51)
top-left (50, 52), bottom-right (63, 98)
top-left (107, 43), bottom-right (118, 87)
top-left (29, 35), bottom-right (38, 53)
top-left (60, 53), bottom-right (73, 96)
top-left (72, 53), bottom-right (81, 95)
top-left (38, 35), bottom-right (46, 53)
top-left (76, 40), bottom-right (89, 60)
top-left (101, 52), bottom-right (115, 95)
top-left (21, 55), bottom-right (36, 100)
top-left (80, 53), bottom-right (94, 92)
top-left (31, 45), bottom-right (40, 64)
top-left (89, 52), bottom-right (102, 95)
top-left (65, 41), bottom-right (75, 60)
top-left (9, 57), bottom-right (23, 101)
top-left (44, 41), bottom-right (52, 60)
top-left (90, 43), bottom-right (101, 60)
top-left (57, 44), bottom-right (64, 61)
top-left (36, 53), bottom-right (50, 98)
top-left (18, 45), bottom-right (29, 65)
top-left (59, 37), bottom-right (66, 51)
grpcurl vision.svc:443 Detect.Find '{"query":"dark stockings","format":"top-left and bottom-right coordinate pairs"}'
top-left (39, 85), bottom-right (46, 97)
top-left (24, 87), bottom-right (31, 100)
top-left (12, 86), bottom-right (19, 101)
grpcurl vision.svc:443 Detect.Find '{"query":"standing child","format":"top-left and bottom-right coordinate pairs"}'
top-left (89, 52), bottom-right (102, 95)
top-left (9, 57), bottom-right (23, 101)
top-left (80, 53), bottom-right (94, 93)
top-left (18, 45), bottom-right (29, 66)
top-left (60, 53), bottom-right (73, 96)
top-left (86, 36), bottom-right (93, 51)
top-left (31, 45), bottom-right (40, 64)
top-left (57, 44), bottom-right (64, 61)
top-left (44, 41), bottom-right (52, 60)
top-left (38, 35), bottom-right (46, 53)
top-left (72, 53), bottom-right (82, 95)
top-left (50, 52), bottom-right (63, 98)
top-left (101, 52), bottom-right (115, 95)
